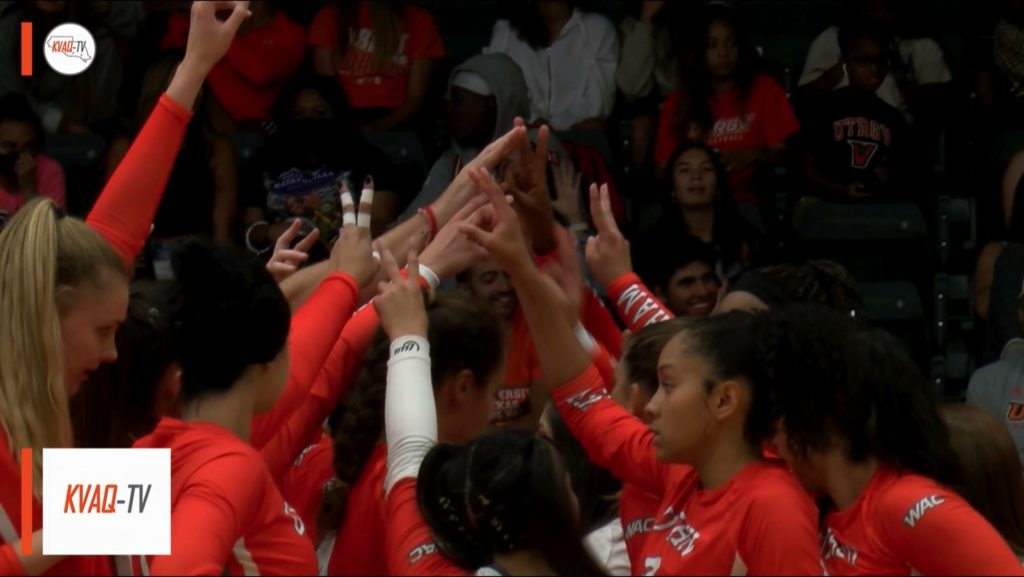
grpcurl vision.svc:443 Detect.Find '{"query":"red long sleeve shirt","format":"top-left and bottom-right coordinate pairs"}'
top-left (607, 273), bottom-right (675, 333)
top-left (551, 365), bottom-right (823, 575)
top-left (821, 466), bottom-right (1023, 576)
top-left (128, 419), bottom-right (316, 576)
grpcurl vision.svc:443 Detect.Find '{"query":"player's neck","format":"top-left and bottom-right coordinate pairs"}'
top-left (694, 433), bottom-right (761, 491)
top-left (180, 384), bottom-right (255, 442)
top-left (491, 549), bottom-right (557, 576)
top-left (823, 453), bottom-right (880, 510)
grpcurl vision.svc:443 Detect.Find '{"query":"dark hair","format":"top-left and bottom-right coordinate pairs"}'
top-left (72, 280), bottom-right (178, 448)
top-left (838, 20), bottom-right (891, 57)
top-left (542, 404), bottom-right (620, 534)
top-left (672, 3), bottom-right (762, 138)
top-left (0, 92), bottom-right (44, 151)
top-left (317, 292), bottom-right (505, 539)
top-left (758, 305), bottom-right (964, 493)
top-left (675, 311), bottom-right (775, 448)
top-left (656, 142), bottom-right (750, 275)
top-left (652, 235), bottom-right (720, 291)
top-left (941, 403), bottom-right (1024, 556)
top-left (505, 1), bottom-right (594, 50)
top-left (165, 239), bottom-right (291, 402)
top-left (730, 261), bottom-right (866, 323)
top-left (417, 430), bottom-right (607, 575)
top-left (622, 319), bottom-right (688, 397)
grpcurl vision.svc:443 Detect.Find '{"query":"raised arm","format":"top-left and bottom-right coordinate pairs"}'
top-left (87, 1), bottom-right (251, 268)
top-left (460, 168), bottom-right (671, 496)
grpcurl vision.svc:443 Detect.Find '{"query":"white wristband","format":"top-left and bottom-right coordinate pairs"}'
top-left (414, 264), bottom-right (441, 291)
top-left (574, 323), bottom-right (598, 354)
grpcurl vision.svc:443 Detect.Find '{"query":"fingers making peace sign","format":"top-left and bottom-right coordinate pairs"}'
top-left (584, 183), bottom-right (634, 289)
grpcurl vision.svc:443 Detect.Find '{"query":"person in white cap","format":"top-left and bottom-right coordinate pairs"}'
top-left (967, 277), bottom-right (1024, 464)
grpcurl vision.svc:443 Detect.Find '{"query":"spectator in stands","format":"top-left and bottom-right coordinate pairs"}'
top-left (203, 1), bottom-right (306, 133)
top-left (941, 403), bottom-right (1024, 559)
top-left (798, 0), bottom-right (952, 123)
top-left (799, 24), bottom-right (909, 202)
top-left (0, 92), bottom-right (65, 222)
top-left (105, 54), bottom-right (238, 273)
top-left (716, 260), bottom-right (866, 322)
top-left (309, 0), bottom-right (444, 134)
top-left (638, 142), bottom-right (756, 283)
top-left (400, 53), bottom-right (530, 220)
top-left (617, 1), bottom-right (706, 170)
top-left (653, 2), bottom-right (798, 205)
top-left (488, 1), bottom-right (619, 132)
top-left (243, 74), bottom-right (399, 253)
top-left (649, 235), bottom-right (722, 318)
top-left (968, 280), bottom-right (1024, 463)
top-left (0, 1), bottom-right (141, 135)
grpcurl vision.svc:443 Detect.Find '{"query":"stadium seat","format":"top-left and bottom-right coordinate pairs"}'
top-left (795, 202), bottom-right (932, 286)
top-left (738, 202), bottom-right (765, 235)
top-left (857, 281), bottom-right (931, 370)
top-left (44, 133), bottom-right (105, 169)
top-left (366, 131), bottom-right (428, 172)
top-left (231, 132), bottom-right (266, 170)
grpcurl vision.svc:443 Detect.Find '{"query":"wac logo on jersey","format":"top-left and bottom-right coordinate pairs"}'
top-left (903, 495), bottom-right (946, 529)
top-left (42, 448), bottom-right (170, 555)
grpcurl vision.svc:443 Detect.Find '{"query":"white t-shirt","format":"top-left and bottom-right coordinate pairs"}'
top-left (487, 10), bottom-right (619, 131)
top-left (584, 518), bottom-right (630, 576)
top-left (799, 25), bottom-right (952, 114)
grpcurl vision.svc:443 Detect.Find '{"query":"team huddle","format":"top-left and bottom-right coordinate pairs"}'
top-left (1, 2), bottom-right (1023, 576)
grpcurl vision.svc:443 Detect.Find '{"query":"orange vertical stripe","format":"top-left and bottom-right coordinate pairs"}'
top-left (20, 22), bottom-right (32, 76)
top-left (20, 448), bottom-right (32, 555)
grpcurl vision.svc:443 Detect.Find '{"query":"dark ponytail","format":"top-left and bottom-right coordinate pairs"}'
top-left (165, 239), bottom-right (290, 402)
top-left (758, 305), bottom-right (963, 492)
top-left (418, 430), bottom-right (607, 575)
top-left (317, 292), bottom-right (505, 540)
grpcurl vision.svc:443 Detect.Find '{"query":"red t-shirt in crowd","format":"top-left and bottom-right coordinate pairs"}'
top-left (491, 310), bottom-right (544, 426)
top-left (821, 465), bottom-right (1023, 576)
top-left (308, 2), bottom-right (445, 110)
top-left (130, 419), bottom-right (317, 576)
top-left (207, 12), bottom-right (307, 123)
top-left (655, 73), bottom-right (799, 204)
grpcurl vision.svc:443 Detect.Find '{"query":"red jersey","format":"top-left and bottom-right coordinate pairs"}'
top-left (492, 310), bottom-right (544, 426)
top-left (308, 3), bottom-right (445, 110)
top-left (129, 419), bottom-right (316, 576)
top-left (821, 466), bottom-right (1023, 576)
top-left (608, 272), bottom-right (675, 333)
top-left (655, 74), bottom-right (799, 204)
top-left (387, 478), bottom-right (468, 576)
top-left (619, 483), bottom-right (663, 575)
top-left (278, 434), bottom-right (334, 541)
top-left (552, 365), bottom-right (823, 575)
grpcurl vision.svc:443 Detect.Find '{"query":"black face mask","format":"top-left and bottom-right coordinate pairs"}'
top-left (0, 153), bottom-right (17, 180)
top-left (281, 118), bottom-right (339, 153)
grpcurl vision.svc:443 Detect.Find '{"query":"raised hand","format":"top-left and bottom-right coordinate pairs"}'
top-left (376, 250), bottom-right (428, 340)
top-left (584, 183), bottom-right (634, 289)
top-left (420, 194), bottom-right (491, 280)
top-left (433, 124), bottom-right (526, 225)
top-left (184, 1), bottom-right (251, 74)
top-left (552, 159), bottom-right (584, 226)
top-left (505, 121), bottom-right (557, 254)
top-left (459, 167), bottom-right (533, 277)
top-left (329, 185), bottom-right (380, 287)
top-left (266, 219), bottom-right (320, 284)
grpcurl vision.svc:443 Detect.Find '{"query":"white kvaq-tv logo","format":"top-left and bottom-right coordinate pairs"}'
top-left (43, 449), bottom-right (170, 555)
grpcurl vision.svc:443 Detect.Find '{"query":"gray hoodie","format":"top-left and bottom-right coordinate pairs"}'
top-left (399, 53), bottom-right (530, 219)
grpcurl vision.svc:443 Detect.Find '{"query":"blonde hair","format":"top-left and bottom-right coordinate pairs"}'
top-left (0, 199), bottom-right (125, 493)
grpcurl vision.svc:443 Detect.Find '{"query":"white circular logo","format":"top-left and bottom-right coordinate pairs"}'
top-left (43, 23), bottom-right (96, 76)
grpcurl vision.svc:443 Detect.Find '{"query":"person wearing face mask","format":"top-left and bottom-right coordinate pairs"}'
top-left (242, 74), bottom-right (401, 250)
top-left (0, 93), bottom-right (65, 223)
